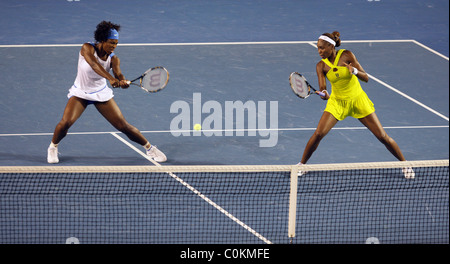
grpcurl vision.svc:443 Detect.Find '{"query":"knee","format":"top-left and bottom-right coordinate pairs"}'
top-left (114, 120), bottom-right (130, 132)
top-left (58, 118), bottom-right (74, 131)
top-left (375, 132), bottom-right (390, 145)
top-left (312, 130), bottom-right (327, 140)
top-left (114, 120), bottom-right (136, 134)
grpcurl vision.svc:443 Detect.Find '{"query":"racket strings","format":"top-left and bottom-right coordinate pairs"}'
top-left (291, 74), bottom-right (310, 98)
top-left (126, 67), bottom-right (169, 93)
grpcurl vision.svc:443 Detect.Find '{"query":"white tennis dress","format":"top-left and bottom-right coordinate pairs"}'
top-left (67, 43), bottom-right (114, 102)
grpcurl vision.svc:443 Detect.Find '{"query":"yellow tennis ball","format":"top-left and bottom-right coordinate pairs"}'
top-left (194, 123), bottom-right (202, 131)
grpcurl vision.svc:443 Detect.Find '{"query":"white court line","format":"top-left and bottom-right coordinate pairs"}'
top-left (0, 40), bottom-right (414, 48)
top-left (0, 38), bottom-right (447, 57)
top-left (1, 39), bottom-right (446, 61)
top-left (367, 74), bottom-right (449, 121)
top-left (109, 132), bottom-right (273, 244)
top-left (306, 42), bottom-right (449, 122)
top-left (411, 40), bottom-right (449, 61)
top-left (0, 125), bottom-right (448, 137)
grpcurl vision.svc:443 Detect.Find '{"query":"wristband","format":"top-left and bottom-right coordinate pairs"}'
top-left (352, 67), bottom-right (358, 75)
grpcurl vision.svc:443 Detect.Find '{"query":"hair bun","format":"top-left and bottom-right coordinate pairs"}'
top-left (331, 31), bottom-right (341, 47)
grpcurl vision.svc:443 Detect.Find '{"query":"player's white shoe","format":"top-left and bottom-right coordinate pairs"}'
top-left (296, 162), bottom-right (307, 176)
top-left (47, 145), bottom-right (59, 164)
top-left (402, 167), bottom-right (415, 179)
top-left (146, 145), bottom-right (167, 162)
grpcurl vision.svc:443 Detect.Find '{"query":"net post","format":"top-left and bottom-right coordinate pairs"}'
top-left (288, 165), bottom-right (299, 243)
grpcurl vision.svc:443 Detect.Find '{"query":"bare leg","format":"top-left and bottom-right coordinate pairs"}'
top-left (300, 111), bottom-right (338, 164)
top-left (358, 112), bottom-right (406, 161)
top-left (51, 96), bottom-right (88, 144)
top-left (94, 99), bottom-right (148, 145)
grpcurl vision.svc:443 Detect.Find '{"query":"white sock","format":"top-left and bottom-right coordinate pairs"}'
top-left (50, 142), bottom-right (58, 148)
top-left (144, 142), bottom-right (151, 151)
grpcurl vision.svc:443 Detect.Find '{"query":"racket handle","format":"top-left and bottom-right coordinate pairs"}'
top-left (317, 91), bottom-right (325, 97)
top-left (126, 80), bottom-right (131, 85)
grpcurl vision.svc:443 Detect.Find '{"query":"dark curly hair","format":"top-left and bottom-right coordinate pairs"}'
top-left (94, 21), bottom-right (121, 43)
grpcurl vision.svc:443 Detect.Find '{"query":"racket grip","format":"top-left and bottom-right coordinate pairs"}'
top-left (318, 91), bottom-right (325, 97)
top-left (126, 80), bottom-right (131, 85)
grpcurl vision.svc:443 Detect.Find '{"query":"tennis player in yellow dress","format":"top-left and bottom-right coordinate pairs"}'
top-left (298, 31), bottom-right (414, 178)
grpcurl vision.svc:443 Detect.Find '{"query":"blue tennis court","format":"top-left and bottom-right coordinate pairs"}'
top-left (0, 0), bottom-right (448, 250)
top-left (0, 1), bottom-right (448, 166)
top-left (0, 41), bottom-right (447, 166)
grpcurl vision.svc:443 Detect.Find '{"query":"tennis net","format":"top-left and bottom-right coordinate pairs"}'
top-left (0, 160), bottom-right (448, 244)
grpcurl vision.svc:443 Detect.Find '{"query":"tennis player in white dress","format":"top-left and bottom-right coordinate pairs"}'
top-left (47, 21), bottom-right (166, 164)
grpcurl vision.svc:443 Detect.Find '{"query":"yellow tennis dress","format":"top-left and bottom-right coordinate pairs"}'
top-left (323, 49), bottom-right (375, 121)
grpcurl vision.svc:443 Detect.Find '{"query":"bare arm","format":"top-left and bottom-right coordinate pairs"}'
top-left (110, 55), bottom-right (129, 88)
top-left (316, 61), bottom-right (329, 99)
top-left (342, 50), bottom-right (369, 83)
top-left (80, 43), bottom-right (120, 87)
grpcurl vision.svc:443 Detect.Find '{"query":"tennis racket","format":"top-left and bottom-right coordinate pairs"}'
top-left (289, 72), bottom-right (325, 99)
top-left (125, 66), bottom-right (169, 93)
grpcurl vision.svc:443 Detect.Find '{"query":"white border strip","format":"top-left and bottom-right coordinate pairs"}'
top-left (1, 160), bottom-right (447, 173)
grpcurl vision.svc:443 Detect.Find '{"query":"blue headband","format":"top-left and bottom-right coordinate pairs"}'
top-left (107, 29), bottom-right (119, 40)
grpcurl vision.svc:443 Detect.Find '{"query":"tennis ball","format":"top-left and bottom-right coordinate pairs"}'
top-left (194, 123), bottom-right (202, 131)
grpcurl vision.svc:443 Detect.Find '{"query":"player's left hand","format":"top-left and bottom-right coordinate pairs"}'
top-left (119, 80), bottom-right (130, 89)
top-left (343, 62), bottom-right (354, 74)
top-left (316, 90), bottom-right (329, 100)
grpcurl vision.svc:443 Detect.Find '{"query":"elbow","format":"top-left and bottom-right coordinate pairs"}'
top-left (362, 74), bottom-right (369, 83)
